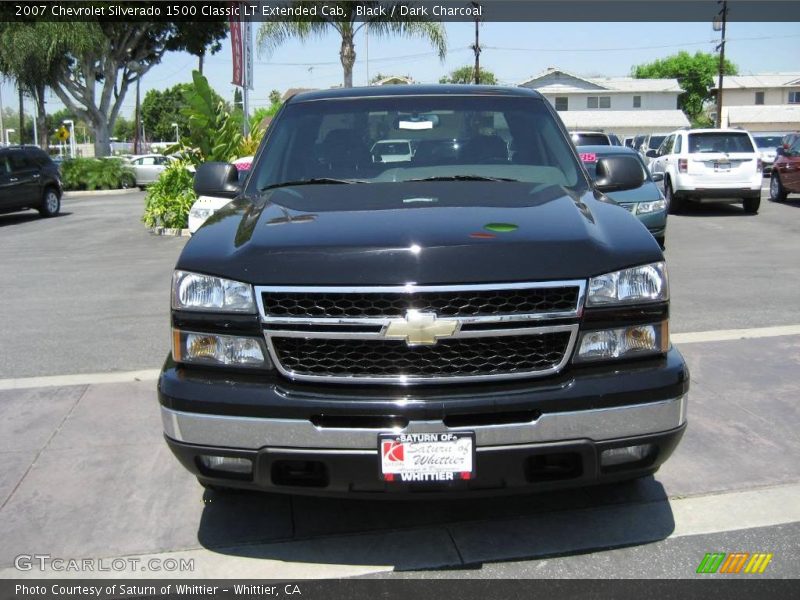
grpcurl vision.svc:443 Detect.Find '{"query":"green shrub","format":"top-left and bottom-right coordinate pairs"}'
top-left (142, 161), bottom-right (196, 229)
top-left (61, 157), bottom-right (134, 191)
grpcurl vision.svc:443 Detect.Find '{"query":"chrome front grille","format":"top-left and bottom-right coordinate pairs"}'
top-left (255, 282), bottom-right (585, 384)
top-left (272, 332), bottom-right (573, 380)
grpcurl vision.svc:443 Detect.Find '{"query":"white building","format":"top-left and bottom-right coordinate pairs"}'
top-left (517, 68), bottom-right (689, 136)
top-left (712, 73), bottom-right (800, 132)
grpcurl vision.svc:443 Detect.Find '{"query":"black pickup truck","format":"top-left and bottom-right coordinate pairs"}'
top-left (160, 85), bottom-right (688, 496)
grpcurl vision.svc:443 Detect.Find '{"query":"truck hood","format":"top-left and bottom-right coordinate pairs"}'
top-left (178, 182), bottom-right (662, 285)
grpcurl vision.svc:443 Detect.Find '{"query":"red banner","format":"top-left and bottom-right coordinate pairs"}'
top-left (229, 5), bottom-right (243, 87)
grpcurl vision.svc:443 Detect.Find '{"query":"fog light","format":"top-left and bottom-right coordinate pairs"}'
top-left (600, 444), bottom-right (655, 468)
top-left (199, 455), bottom-right (253, 475)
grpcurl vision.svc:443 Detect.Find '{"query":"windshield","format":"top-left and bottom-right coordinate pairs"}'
top-left (753, 135), bottom-right (783, 149)
top-left (688, 132), bottom-right (755, 153)
top-left (647, 135), bottom-right (666, 149)
top-left (250, 95), bottom-right (584, 192)
top-left (571, 133), bottom-right (610, 146)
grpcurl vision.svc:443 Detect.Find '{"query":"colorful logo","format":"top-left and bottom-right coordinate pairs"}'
top-left (696, 552), bottom-right (773, 574)
top-left (382, 440), bottom-right (405, 463)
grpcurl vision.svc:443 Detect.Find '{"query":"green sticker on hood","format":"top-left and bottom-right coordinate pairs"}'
top-left (484, 223), bottom-right (518, 233)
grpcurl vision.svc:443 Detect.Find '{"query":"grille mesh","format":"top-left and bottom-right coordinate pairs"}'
top-left (272, 332), bottom-right (572, 379)
top-left (262, 287), bottom-right (579, 319)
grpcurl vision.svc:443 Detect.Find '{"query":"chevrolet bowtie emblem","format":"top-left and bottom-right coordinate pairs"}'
top-left (384, 310), bottom-right (458, 346)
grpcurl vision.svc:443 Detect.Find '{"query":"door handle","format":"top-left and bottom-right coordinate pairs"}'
top-left (32, 174), bottom-right (40, 179)
top-left (9, 178), bottom-right (18, 182)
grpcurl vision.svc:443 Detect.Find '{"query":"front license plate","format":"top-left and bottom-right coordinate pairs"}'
top-left (379, 432), bottom-right (475, 483)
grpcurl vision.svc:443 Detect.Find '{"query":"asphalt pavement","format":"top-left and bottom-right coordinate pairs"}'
top-left (0, 185), bottom-right (798, 580)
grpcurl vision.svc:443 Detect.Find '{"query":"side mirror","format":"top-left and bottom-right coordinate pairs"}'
top-left (651, 173), bottom-right (664, 182)
top-left (775, 146), bottom-right (785, 157)
top-left (645, 149), bottom-right (658, 159)
top-left (595, 156), bottom-right (646, 193)
top-left (193, 162), bottom-right (241, 199)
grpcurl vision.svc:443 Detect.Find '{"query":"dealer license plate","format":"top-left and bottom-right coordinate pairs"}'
top-left (379, 432), bottom-right (475, 483)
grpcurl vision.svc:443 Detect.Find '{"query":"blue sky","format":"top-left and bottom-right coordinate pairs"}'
top-left (1, 21), bottom-right (798, 122)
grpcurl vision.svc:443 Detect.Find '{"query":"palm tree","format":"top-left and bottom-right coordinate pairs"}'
top-left (257, 2), bottom-right (447, 88)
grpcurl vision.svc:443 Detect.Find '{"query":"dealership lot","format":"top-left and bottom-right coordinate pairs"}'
top-left (0, 188), bottom-right (798, 578)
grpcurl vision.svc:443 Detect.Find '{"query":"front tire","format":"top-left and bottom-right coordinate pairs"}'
top-left (38, 188), bottom-right (61, 217)
top-left (655, 235), bottom-right (665, 250)
top-left (743, 197), bottom-right (760, 214)
top-left (769, 173), bottom-right (788, 202)
top-left (665, 179), bottom-right (684, 214)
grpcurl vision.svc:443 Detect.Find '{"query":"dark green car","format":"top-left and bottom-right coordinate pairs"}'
top-left (578, 145), bottom-right (668, 248)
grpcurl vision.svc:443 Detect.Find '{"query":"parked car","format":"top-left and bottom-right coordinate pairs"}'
top-left (371, 139), bottom-right (414, 163)
top-left (648, 128), bottom-right (763, 214)
top-left (632, 134), bottom-right (646, 154)
top-left (127, 154), bottom-right (174, 189)
top-left (570, 131), bottom-right (611, 146)
top-left (752, 133), bottom-right (786, 175)
top-left (161, 85), bottom-right (688, 497)
top-left (187, 156), bottom-right (253, 233)
top-left (623, 137), bottom-right (635, 148)
top-left (608, 133), bottom-right (623, 146)
top-left (639, 133), bottom-right (670, 164)
top-left (578, 145), bottom-right (667, 248)
top-left (0, 145), bottom-right (63, 218)
top-left (769, 136), bottom-right (800, 202)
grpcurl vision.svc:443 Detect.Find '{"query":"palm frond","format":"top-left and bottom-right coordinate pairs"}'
top-left (256, 21), bottom-right (331, 57)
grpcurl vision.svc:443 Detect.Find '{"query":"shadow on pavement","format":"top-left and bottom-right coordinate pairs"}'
top-left (195, 477), bottom-right (674, 571)
top-left (0, 211), bottom-right (71, 226)
top-left (675, 201), bottom-right (755, 217)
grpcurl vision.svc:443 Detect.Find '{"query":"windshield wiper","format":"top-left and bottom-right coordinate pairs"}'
top-left (260, 178), bottom-right (368, 191)
top-left (405, 175), bottom-right (520, 183)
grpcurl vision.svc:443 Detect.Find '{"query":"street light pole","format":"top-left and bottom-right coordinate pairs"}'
top-left (4, 128), bottom-right (15, 145)
top-left (171, 122), bottom-right (179, 144)
top-left (63, 119), bottom-right (76, 158)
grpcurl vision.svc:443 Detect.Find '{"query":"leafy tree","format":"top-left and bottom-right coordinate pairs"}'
top-left (257, 2), bottom-right (447, 88)
top-left (140, 83), bottom-right (225, 143)
top-left (632, 51), bottom-right (738, 126)
top-left (113, 116), bottom-right (136, 142)
top-left (0, 21), bottom-right (226, 157)
top-left (439, 65), bottom-right (497, 85)
top-left (269, 89), bottom-right (282, 105)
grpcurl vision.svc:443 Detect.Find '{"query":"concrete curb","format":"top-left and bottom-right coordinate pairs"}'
top-left (63, 188), bottom-right (141, 198)
top-left (149, 226), bottom-right (192, 237)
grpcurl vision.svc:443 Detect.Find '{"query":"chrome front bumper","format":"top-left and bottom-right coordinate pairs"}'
top-left (162, 395), bottom-right (687, 452)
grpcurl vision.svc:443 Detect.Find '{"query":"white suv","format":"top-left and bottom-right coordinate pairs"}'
top-left (647, 128), bottom-right (763, 214)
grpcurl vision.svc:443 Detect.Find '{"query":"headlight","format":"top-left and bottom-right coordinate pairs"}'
top-left (587, 262), bottom-right (668, 306)
top-left (190, 207), bottom-right (213, 220)
top-left (574, 322), bottom-right (669, 363)
top-left (172, 270), bottom-right (255, 313)
top-left (172, 330), bottom-right (269, 368)
top-left (635, 199), bottom-right (667, 214)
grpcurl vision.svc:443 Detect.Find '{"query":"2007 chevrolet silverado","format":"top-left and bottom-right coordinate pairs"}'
top-left (159, 86), bottom-right (689, 496)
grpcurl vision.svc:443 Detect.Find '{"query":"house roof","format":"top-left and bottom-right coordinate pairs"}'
top-left (518, 67), bottom-right (681, 94)
top-left (723, 104), bottom-right (800, 125)
top-left (713, 73), bottom-right (800, 90)
top-left (557, 110), bottom-right (690, 130)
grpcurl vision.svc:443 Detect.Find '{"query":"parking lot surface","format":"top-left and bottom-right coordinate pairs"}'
top-left (0, 187), bottom-right (798, 579)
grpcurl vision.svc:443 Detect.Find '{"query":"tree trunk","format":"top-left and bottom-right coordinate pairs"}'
top-left (340, 33), bottom-right (356, 88)
top-left (93, 119), bottom-right (111, 157)
top-left (198, 52), bottom-right (204, 75)
top-left (19, 86), bottom-right (24, 145)
top-left (35, 84), bottom-right (48, 150)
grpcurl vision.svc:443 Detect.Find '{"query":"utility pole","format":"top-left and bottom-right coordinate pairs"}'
top-left (18, 85), bottom-right (24, 145)
top-left (0, 84), bottom-right (5, 145)
top-left (471, 2), bottom-right (481, 84)
top-left (714, 0), bottom-right (728, 129)
top-left (133, 77), bottom-right (140, 154)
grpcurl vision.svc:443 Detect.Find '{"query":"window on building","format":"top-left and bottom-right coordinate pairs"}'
top-left (755, 91), bottom-right (765, 105)
top-left (555, 97), bottom-right (568, 111)
top-left (587, 96), bottom-right (611, 109)
top-left (789, 91), bottom-right (800, 104)
top-left (633, 95), bottom-right (642, 108)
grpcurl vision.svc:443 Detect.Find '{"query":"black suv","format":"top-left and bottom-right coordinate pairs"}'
top-left (0, 146), bottom-right (63, 218)
top-left (160, 86), bottom-right (688, 497)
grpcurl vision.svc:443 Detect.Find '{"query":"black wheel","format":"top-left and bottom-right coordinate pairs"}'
top-left (743, 197), bottom-right (760, 214)
top-left (138, 185), bottom-right (146, 191)
top-left (655, 235), bottom-right (665, 250)
top-left (769, 173), bottom-right (787, 202)
top-left (665, 179), bottom-right (684, 214)
top-left (38, 187), bottom-right (61, 217)
top-left (120, 174), bottom-right (135, 189)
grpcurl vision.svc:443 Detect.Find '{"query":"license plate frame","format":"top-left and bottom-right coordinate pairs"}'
top-left (379, 432), bottom-right (476, 483)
